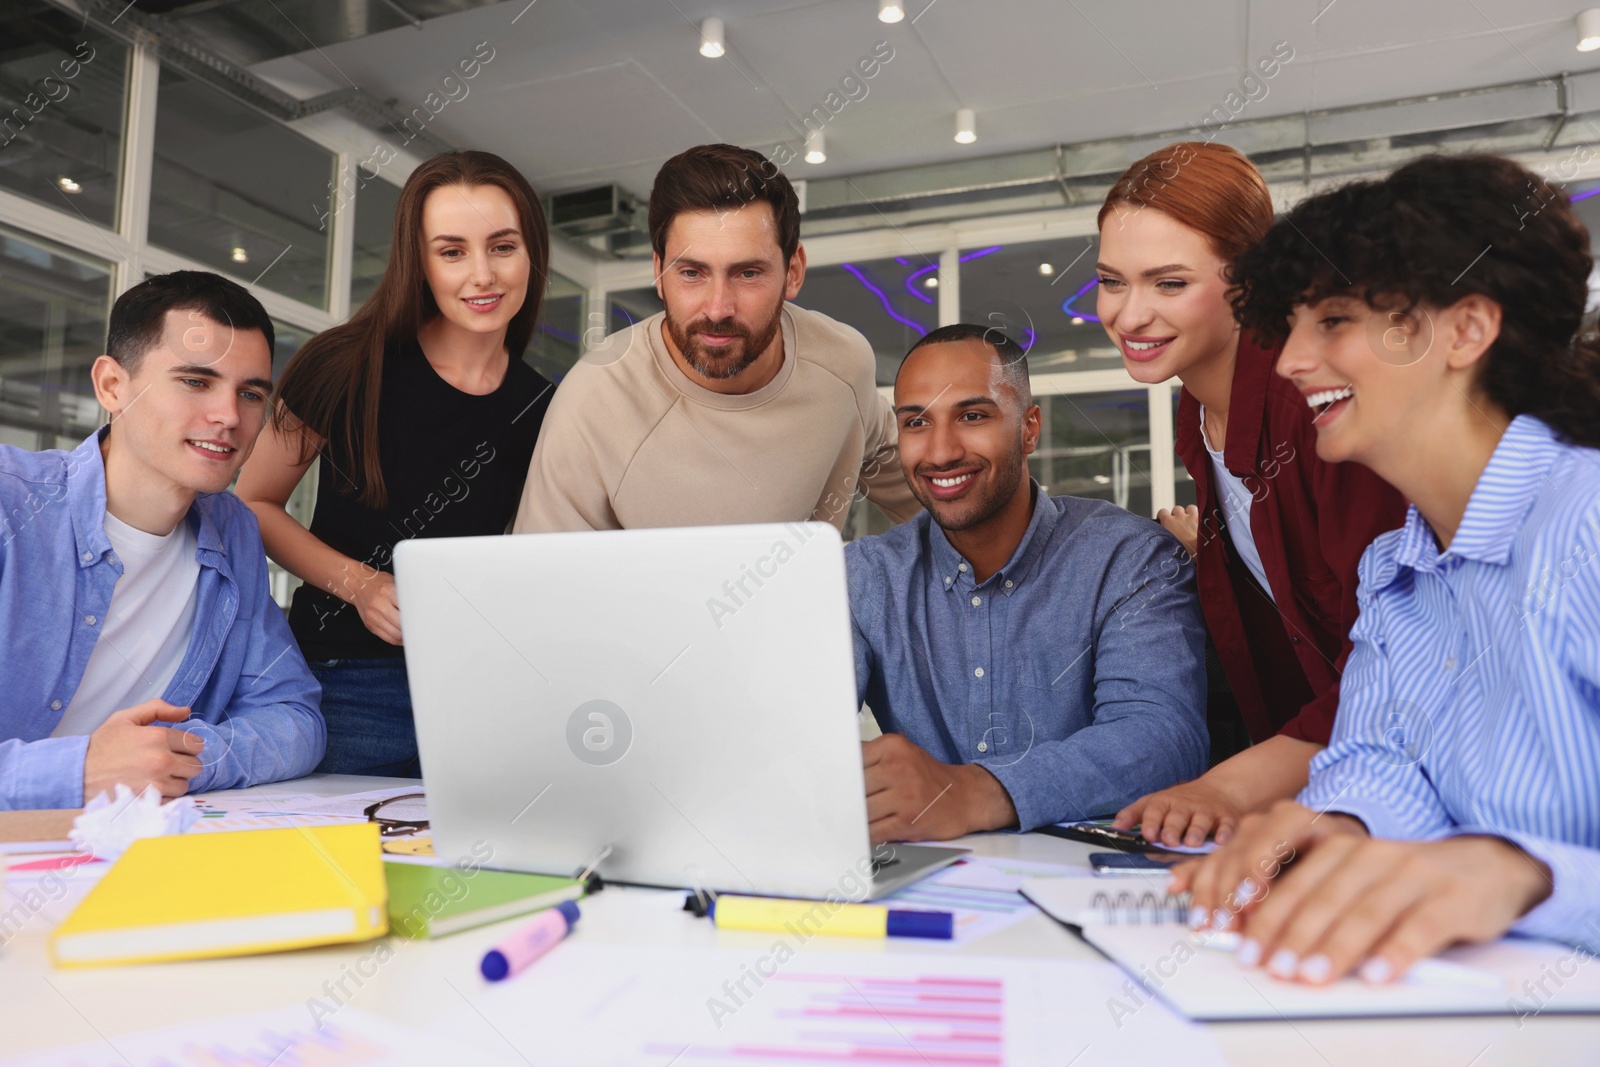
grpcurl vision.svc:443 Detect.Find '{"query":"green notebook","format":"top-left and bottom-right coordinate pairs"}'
top-left (384, 862), bottom-right (584, 938)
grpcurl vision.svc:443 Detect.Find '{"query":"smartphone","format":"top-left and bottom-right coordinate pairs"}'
top-left (1089, 851), bottom-right (1183, 876)
top-left (1040, 821), bottom-right (1161, 852)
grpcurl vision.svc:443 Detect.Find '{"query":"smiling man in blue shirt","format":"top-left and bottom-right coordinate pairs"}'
top-left (0, 271), bottom-right (324, 810)
top-left (847, 324), bottom-right (1207, 843)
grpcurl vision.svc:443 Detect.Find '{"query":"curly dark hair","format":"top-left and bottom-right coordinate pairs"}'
top-left (1231, 153), bottom-right (1600, 448)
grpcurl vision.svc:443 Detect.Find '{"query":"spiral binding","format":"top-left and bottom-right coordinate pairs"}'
top-left (1088, 889), bottom-right (1191, 924)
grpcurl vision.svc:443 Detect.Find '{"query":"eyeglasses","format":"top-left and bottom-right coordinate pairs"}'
top-left (364, 792), bottom-right (428, 837)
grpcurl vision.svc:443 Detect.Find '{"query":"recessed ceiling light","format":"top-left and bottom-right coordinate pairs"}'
top-left (700, 17), bottom-right (725, 58)
top-left (1579, 8), bottom-right (1600, 50)
top-left (231, 246), bottom-right (249, 263)
top-left (924, 276), bottom-right (939, 289)
top-left (1070, 316), bottom-right (1084, 325)
top-left (1038, 263), bottom-right (1053, 276)
top-left (805, 128), bottom-right (826, 165)
top-left (57, 176), bottom-right (81, 193)
top-left (1093, 474), bottom-right (1111, 484)
top-left (878, 0), bottom-right (905, 22)
top-left (954, 108), bottom-right (976, 145)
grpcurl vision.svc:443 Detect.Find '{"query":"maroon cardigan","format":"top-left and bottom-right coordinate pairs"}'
top-left (1175, 335), bottom-right (1408, 745)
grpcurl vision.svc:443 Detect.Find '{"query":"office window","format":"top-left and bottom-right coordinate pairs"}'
top-left (349, 175), bottom-right (400, 310)
top-left (271, 320), bottom-right (314, 379)
top-left (958, 238), bottom-right (1119, 373)
top-left (0, 227), bottom-right (113, 451)
top-left (607, 285), bottom-right (662, 333)
top-left (528, 271), bottom-right (584, 382)
top-left (150, 70), bottom-right (333, 309)
top-left (264, 319), bottom-right (316, 608)
top-left (1173, 387), bottom-right (1196, 508)
top-left (0, 6), bottom-right (126, 229)
top-left (1032, 390), bottom-right (1153, 518)
top-left (792, 258), bottom-right (935, 385)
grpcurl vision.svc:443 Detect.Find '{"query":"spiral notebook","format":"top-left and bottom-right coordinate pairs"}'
top-left (1020, 876), bottom-right (1600, 1021)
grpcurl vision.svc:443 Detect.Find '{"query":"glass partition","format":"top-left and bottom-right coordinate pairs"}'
top-left (0, 5), bottom-right (126, 229)
top-left (0, 227), bottom-right (113, 450)
top-left (1032, 389), bottom-right (1153, 518)
top-left (607, 285), bottom-right (663, 333)
top-left (150, 69), bottom-right (333, 309)
top-left (349, 175), bottom-right (400, 311)
top-left (958, 237), bottom-right (1120, 374)
top-left (792, 257), bottom-right (936, 385)
top-left (528, 271), bottom-right (585, 381)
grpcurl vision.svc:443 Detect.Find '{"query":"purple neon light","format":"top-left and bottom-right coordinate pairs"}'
top-left (840, 263), bottom-right (928, 334)
top-left (1061, 276), bottom-right (1101, 323)
top-left (1571, 187), bottom-right (1600, 203)
top-left (901, 246), bottom-right (1004, 304)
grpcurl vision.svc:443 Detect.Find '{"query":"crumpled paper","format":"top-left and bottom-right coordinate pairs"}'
top-left (69, 784), bottom-right (199, 860)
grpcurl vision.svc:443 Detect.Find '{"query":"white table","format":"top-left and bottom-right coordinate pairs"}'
top-left (4, 775), bottom-right (1597, 1065)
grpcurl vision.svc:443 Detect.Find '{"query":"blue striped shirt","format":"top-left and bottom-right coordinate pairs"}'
top-left (1300, 415), bottom-right (1600, 950)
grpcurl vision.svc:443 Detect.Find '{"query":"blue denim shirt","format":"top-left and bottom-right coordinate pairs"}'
top-left (846, 484), bottom-right (1208, 831)
top-left (0, 429), bottom-right (324, 809)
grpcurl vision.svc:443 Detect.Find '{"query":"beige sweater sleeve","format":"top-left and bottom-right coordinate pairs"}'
top-left (512, 379), bottom-right (622, 533)
top-left (857, 389), bottom-right (922, 524)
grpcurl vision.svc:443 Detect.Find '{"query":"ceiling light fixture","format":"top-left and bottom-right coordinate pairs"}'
top-left (1038, 263), bottom-right (1054, 276)
top-left (878, 0), bottom-right (905, 23)
top-left (1070, 316), bottom-right (1085, 325)
top-left (954, 107), bottom-right (977, 145)
top-left (923, 276), bottom-right (939, 289)
top-left (700, 17), bottom-right (726, 58)
top-left (57, 176), bottom-right (80, 193)
top-left (805, 128), bottom-right (826, 164)
top-left (1580, 8), bottom-right (1600, 50)
top-left (231, 246), bottom-right (249, 263)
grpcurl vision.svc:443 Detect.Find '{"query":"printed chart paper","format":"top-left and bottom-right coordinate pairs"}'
top-left (434, 942), bottom-right (1228, 1066)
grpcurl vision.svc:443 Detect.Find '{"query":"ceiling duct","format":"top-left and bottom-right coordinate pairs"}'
top-left (547, 184), bottom-right (642, 240)
top-left (45, 0), bottom-right (502, 157)
top-left (793, 73), bottom-right (1598, 239)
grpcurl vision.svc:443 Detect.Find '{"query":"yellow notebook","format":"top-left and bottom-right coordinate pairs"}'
top-left (50, 823), bottom-right (388, 967)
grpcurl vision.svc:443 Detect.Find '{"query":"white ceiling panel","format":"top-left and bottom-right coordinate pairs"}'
top-left (247, 0), bottom-right (1600, 200)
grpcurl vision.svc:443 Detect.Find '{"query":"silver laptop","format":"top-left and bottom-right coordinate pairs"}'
top-left (394, 522), bottom-right (964, 900)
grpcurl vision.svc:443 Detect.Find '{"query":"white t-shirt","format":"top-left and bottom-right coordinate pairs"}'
top-left (52, 512), bottom-right (200, 737)
top-left (1199, 406), bottom-right (1275, 605)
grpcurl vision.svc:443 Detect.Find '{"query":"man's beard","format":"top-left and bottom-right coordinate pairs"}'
top-left (666, 301), bottom-right (783, 381)
top-left (911, 445), bottom-right (1027, 534)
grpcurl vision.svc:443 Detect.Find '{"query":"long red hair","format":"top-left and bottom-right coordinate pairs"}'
top-left (1098, 142), bottom-right (1272, 263)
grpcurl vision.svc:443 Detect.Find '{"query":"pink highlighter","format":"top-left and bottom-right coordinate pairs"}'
top-left (479, 900), bottom-right (581, 982)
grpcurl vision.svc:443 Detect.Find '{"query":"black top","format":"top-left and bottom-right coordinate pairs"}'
top-left (288, 341), bottom-right (552, 660)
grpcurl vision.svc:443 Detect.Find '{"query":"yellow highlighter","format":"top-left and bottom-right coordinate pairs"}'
top-left (709, 895), bottom-right (954, 940)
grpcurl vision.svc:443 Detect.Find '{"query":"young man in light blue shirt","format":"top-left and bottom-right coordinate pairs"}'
top-left (0, 271), bottom-right (324, 810)
top-left (847, 324), bottom-right (1207, 843)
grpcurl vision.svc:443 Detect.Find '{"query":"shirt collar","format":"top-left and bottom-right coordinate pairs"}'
top-left (1390, 414), bottom-right (1559, 575)
top-left (67, 426), bottom-right (226, 569)
top-left (930, 481), bottom-right (1057, 594)
top-left (1221, 333), bottom-right (1278, 472)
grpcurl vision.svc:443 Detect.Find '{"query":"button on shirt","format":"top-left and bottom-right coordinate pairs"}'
top-left (1299, 416), bottom-right (1600, 951)
top-left (846, 484), bottom-right (1208, 830)
top-left (0, 429), bottom-right (326, 810)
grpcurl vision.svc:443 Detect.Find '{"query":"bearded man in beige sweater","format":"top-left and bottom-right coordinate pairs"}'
top-left (513, 144), bottom-right (920, 533)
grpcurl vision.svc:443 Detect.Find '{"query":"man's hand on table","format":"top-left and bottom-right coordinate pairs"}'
top-left (863, 733), bottom-right (1017, 844)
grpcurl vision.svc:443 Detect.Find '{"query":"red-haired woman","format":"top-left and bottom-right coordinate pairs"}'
top-left (237, 151), bottom-right (553, 777)
top-left (1097, 142), bottom-right (1407, 846)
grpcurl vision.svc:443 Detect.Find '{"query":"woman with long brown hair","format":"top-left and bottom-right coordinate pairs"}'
top-left (1096, 142), bottom-right (1407, 846)
top-left (237, 151), bottom-right (553, 776)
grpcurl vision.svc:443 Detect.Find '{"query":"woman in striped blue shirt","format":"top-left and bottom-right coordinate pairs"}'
top-left (1174, 153), bottom-right (1600, 986)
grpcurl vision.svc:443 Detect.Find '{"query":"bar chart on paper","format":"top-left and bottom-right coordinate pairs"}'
top-left (437, 942), bottom-right (1228, 1066)
top-left (643, 971), bottom-right (1006, 1065)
